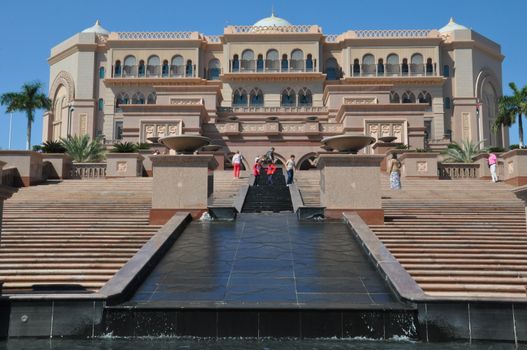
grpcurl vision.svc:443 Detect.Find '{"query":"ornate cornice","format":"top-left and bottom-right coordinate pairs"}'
top-left (103, 78), bottom-right (209, 87)
top-left (220, 72), bottom-right (326, 82)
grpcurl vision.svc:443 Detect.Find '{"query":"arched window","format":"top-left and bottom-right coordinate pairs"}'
top-left (390, 91), bottom-right (400, 103)
top-left (233, 88), bottom-right (247, 107)
top-left (232, 54), bottom-right (239, 72)
top-left (123, 56), bottom-right (136, 77)
top-left (249, 88), bottom-right (264, 107)
top-left (444, 97), bottom-right (451, 109)
top-left (185, 60), bottom-right (193, 77)
top-left (298, 88), bottom-right (312, 107)
top-left (377, 58), bottom-right (384, 75)
top-left (99, 67), bottom-right (105, 79)
top-left (401, 58), bottom-right (409, 76)
top-left (443, 64), bottom-right (450, 77)
top-left (306, 54), bottom-right (314, 72)
top-left (114, 60), bottom-right (121, 77)
top-left (362, 54), bottom-right (375, 75)
top-left (138, 60), bottom-right (145, 77)
top-left (241, 49), bottom-right (254, 71)
top-left (147, 55), bottom-right (160, 77)
top-left (325, 58), bottom-right (339, 80)
top-left (116, 92), bottom-right (129, 108)
top-left (171, 55), bottom-right (184, 77)
top-left (98, 98), bottom-right (104, 111)
top-left (410, 54), bottom-right (423, 75)
top-left (291, 49), bottom-right (304, 71)
top-left (147, 92), bottom-right (156, 105)
top-left (207, 58), bottom-right (221, 80)
top-left (402, 91), bottom-right (416, 103)
top-left (418, 91), bottom-right (432, 105)
top-left (386, 54), bottom-right (399, 75)
top-left (281, 54), bottom-right (289, 71)
top-left (353, 59), bottom-right (360, 76)
top-left (426, 58), bottom-right (434, 75)
top-left (266, 49), bottom-right (279, 71)
top-left (256, 54), bottom-right (264, 72)
top-left (132, 92), bottom-right (145, 104)
top-left (281, 88), bottom-right (296, 107)
top-left (162, 60), bottom-right (169, 77)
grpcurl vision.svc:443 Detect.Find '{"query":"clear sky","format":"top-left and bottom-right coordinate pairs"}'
top-left (0, 0), bottom-right (525, 149)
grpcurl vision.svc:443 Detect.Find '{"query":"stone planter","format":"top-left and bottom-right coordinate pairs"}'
top-left (502, 149), bottom-right (527, 186)
top-left (42, 153), bottom-right (73, 180)
top-left (317, 154), bottom-right (384, 224)
top-left (106, 153), bottom-right (144, 178)
top-left (399, 152), bottom-right (439, 179)
top-left (150, 155), bottom-right (218, 224)
top-left (0, 151), bottom-right (43, 187)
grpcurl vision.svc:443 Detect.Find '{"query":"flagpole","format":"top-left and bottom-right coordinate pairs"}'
top-left (8, 112), bottom-right (13, 150)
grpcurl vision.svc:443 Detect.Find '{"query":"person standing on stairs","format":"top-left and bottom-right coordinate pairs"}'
top-left (286, 155), bottom-right (296, 186)
top-left (488, 152), bottom-right (499, 183)
top-left (388, 153), bottom-right (402, 190)
top-left (232, 151), bottom-right (243, 179)
top-left (266, 161), bottom-right (277, 185)
top-left (253, 159), bottom-right (262, 186)
top-left (264, 147), bottom-right (275, 164)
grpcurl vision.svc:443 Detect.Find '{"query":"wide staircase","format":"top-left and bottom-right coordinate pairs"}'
top-left (208, 171), bottom-right (248, 207)
top-left (242, 167), bottom-right (293, 213)
top-left (372, 177), bottom-right (527, 299)
top-left (0, 178), bottom-right (161, 294)
top-left (293, 171), bottom-right (527, 299)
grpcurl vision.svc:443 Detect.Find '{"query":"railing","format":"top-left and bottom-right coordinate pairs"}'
top-left (205, 35), bottom-right (221, 43)
top-left (218, 106), bottom-right (327, 113)
top-left (438, 163), bottom-right (479, 179)
top-left (117, 32), bottom-right (194, 40)
top-left (70, 163), bottom-right (107, 179)
top-left (113, 65), bottom-right (197, 78)
top-left (229, 59), bottom-right (316, 73)
top-left (351, 63), bottom-right (437, 77)
top-left (353, 29), bottom-right (433, 38)
top-left (229, 25), bottom-right (318, 33)
top-left (1, 167), bottom-right (17, 187)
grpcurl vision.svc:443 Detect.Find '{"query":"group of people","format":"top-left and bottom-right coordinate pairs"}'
top-left (232, 147), bottom-right (296, 186)
top-left (387, 151), bottom-right (500, 191)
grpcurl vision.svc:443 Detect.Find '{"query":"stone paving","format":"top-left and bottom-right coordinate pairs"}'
top-left (127, 213), bottom-right (406, 309)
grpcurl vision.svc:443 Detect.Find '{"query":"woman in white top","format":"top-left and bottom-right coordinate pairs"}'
top-left (232, 151), bottom-right (242, 179)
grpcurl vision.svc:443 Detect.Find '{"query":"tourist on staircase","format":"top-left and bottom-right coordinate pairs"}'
top-left (266, 161), bottom-right (277, 185)
top-left (286, 155), bottom-right (296, 186)
top-left (388, 153), bottom-right (402, 190)
top-left (488, 152), bottom-right (499, 183)
top-left (264, 147), bottom-right (275, 163)
top-left (232, 150), bottom-right (243, 179)
top-left (253, 160), bottom-right (262, 186)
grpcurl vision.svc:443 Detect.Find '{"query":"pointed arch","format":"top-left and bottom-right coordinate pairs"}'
top-left (132, 92), bottom-right (145, 104)
top-left (147, 92), bottom-right (156, 104)
top-left (298, 87), bottom-right (312, 107)
top-left (390, 91), bottom-right (400, 103)
top-left (249, 88), bottom-right (264, 107)
top-left (281, 87), bottom-right (296, 107)
top-left (233, 88), bottom-right (248, 107)
top-left (402, 91), bottom-right (416, 103)
top-left (418, 91), bottom-right (432, 105)
top-left (115, 92), bottom-right (129, 107)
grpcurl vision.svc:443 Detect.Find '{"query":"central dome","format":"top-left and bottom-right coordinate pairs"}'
top-left (253, 13), bottom-right (292, 27)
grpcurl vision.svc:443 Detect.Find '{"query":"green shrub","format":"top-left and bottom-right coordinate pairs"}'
top-left (442, 139), bottom-right (484, 163)
top-left (61, 134), bottom-right (105, 162)
top-left (32, 145), bottom-right (42, 152)
top-left (509, 144), bottom-right (520, 150)
top-left (486, 146), bottom-right (505, 153)
top-left (111, 142), bottom-right (137, 153)
top-left (135, 142), bottom-right (151, 150)
top-left (395, 144), bottom-right (410, 150)
top-left (41, 140), bottom-right (66, 153)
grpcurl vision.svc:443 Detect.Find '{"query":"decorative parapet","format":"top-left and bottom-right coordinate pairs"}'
top-left (111, 32), bottom-right (199, 40)
top-left (217, 106), bottom-right (328, 114)
top-left (170, 98), bottom-right (203, 105)
top-left (205, 35), bottom-right (221, 43)
top-left (353, 29), bottom-right (434, 38)
top-left (216, 122), bottom-right (341, 135)
top-left (344, 97), bottom-right (378, 105)
top-left (325, 34), bottom-right (339, 42)
top-left (224, 25), bottom-right (320, 34)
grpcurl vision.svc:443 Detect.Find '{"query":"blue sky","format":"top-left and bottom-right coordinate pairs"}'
top-left (0, 0), bottom-right (525, 149)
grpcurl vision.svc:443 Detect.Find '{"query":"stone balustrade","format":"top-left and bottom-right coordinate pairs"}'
top-left (70, 163), bottom-right (107, 179)
top-left (438, 163), bottom-right (479, 179)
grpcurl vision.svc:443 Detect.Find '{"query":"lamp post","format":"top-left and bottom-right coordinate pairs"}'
top-left (8, 113), bottom-right (13, 150)
top-left (67, 105), bottom-right (75, 136)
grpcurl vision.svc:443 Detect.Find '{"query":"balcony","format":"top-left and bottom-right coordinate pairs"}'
top-left (350, 63), bottom-right (438, 77)
top-left (229, 59), bottom-right (317, 73)
top-left (112, 64), bottom-right (197, 78)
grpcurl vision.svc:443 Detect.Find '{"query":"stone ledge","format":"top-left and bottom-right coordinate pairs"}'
top-left (317, 154), bottom-right (384, 168)
top-left (100, 213), bottom-right (192, 305)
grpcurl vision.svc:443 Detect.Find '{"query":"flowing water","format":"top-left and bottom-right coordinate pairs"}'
top-left (0, 338), bottom-right (524, 350)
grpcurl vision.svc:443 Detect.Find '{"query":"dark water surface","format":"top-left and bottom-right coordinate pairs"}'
top-left (0, 339), bottom-right (523, 350)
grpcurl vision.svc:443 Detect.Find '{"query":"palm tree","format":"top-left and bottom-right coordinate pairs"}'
top-left (0, 82), bottom-right (51, 150)
top-left (61, 134), bottom-right (105, 163)
top-left (493, 82), bottom-right (527, 148)
top-left (443, 139), bottom-right (485, 163)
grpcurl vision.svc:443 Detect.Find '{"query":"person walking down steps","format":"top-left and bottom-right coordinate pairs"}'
top-left (266, 162), bottom-right (277, 185)
top-left (388, 153), bottom-right (402, 190)
top-left (232, 151), bottom-right (243, 179)
top-left (252, 160), bottom-right (262, 186)
top-left (488, 152), bottom-right (499, 183)
top-left (286, 155), bottom-right (296, 186)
